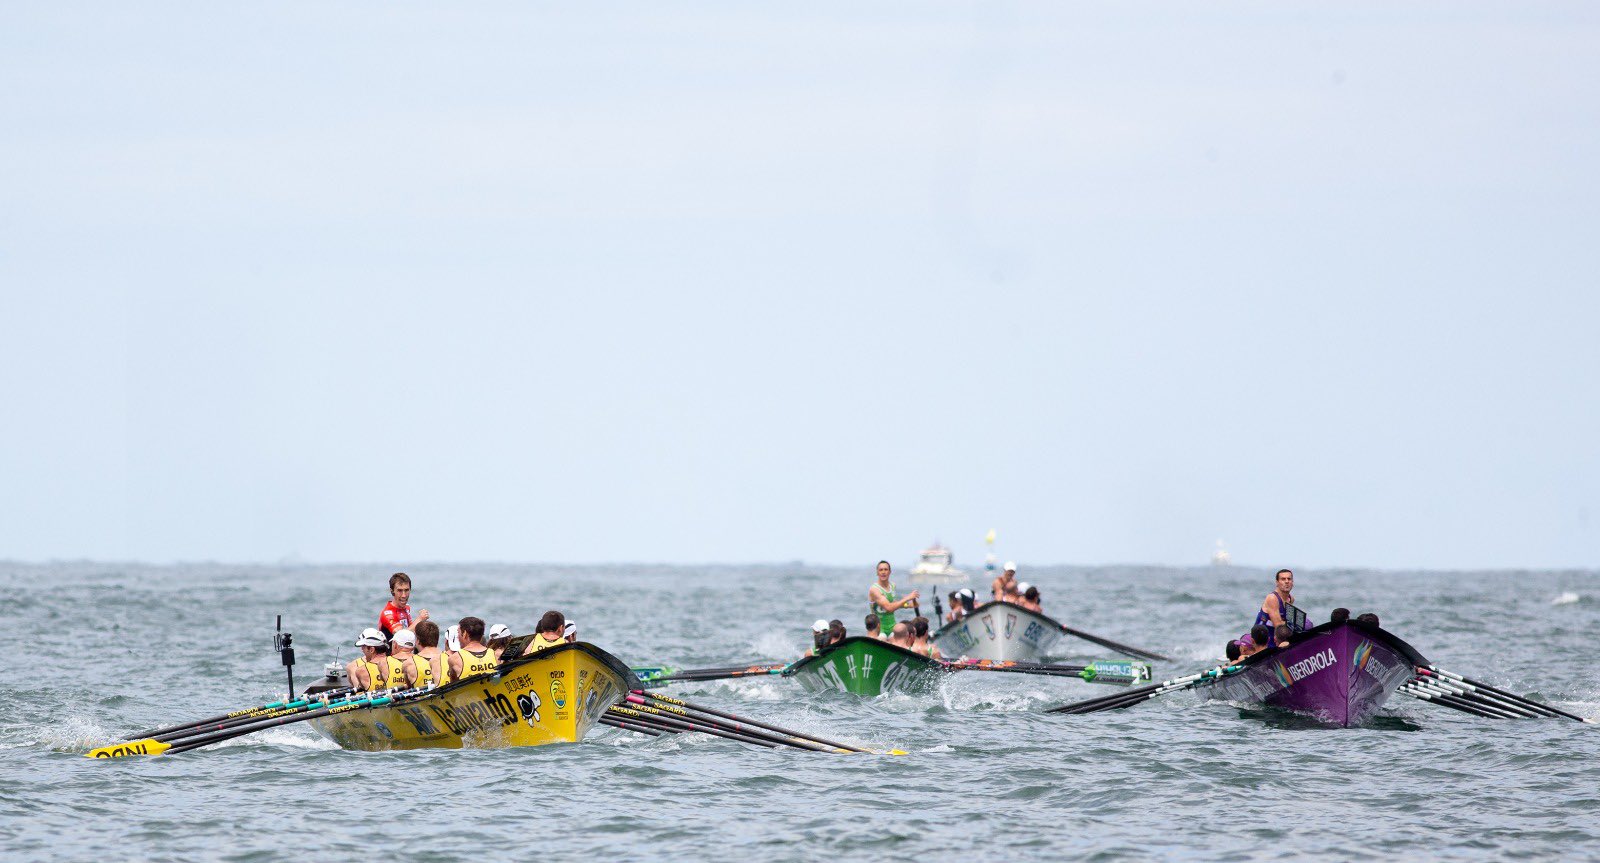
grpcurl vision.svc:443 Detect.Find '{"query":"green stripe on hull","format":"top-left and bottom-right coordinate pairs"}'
top-left (784, 637), bottom-right (944, 696)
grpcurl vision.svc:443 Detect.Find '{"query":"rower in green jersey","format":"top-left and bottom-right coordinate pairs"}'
top-left (868, 560), bottom-right (921, 634)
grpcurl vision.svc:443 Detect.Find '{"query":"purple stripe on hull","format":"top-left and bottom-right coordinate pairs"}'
top-left (1201, 623), bottom-right (1417, 726)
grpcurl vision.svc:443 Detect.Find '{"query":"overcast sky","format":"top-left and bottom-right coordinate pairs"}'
top-left (2, 3), bottom-right (1596, 570)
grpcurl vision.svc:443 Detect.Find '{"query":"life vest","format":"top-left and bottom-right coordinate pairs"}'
top-left (457, 647), bottom-right (498, 680)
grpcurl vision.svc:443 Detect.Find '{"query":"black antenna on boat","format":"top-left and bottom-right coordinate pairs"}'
top-left (933, 592), bottom-right (945, 623)
top-left (274, 614), bottom-right (296, 700)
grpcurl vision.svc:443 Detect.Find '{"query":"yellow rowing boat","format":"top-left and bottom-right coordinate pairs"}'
top-left (309, 641), bottom-right (640, 751)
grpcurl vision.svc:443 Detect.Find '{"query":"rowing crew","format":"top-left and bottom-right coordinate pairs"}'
top-left (1225, 607), bottom-right (1384, 664)
top-left (347, 571), bottom-right (579, 692)
top-left (807, 615), bottom-right (942, 659)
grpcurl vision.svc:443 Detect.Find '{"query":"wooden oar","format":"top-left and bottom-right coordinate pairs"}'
top-left (86, 689), bottom-right (420, 758)
top-left (1046, 665), bottom-right (1242, 715)
top-left (98, 689), bottom-right (376, 753)
top-left (1400, 679), bottom-right (1532, 718)
top-left (600, 715), bottom-right (664, 737)
top-left (944, 659), bottom-right (1152, 685)
top-left (1420, 667), bottom-right (1592, 723)
top-left (621, 696), bottom-right (840, 752)
top-left (128, 688), bottom-right (354, 741)
top-left (1398, 683), bottom-right (1502, 718)
top-left (644, 664), bottom-right (790, 685)
top-left (608, 701), bottom-right (800, 749)
top-left (1058, 625), bottom-right (1169, 662)
top-left (145, 689), bottom-right (396, 743)
top-left (632, 691), bottom-right (890, 754)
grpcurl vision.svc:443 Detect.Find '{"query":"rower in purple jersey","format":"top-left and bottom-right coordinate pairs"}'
top-left (1254, 569), bottom-right (1297, 647)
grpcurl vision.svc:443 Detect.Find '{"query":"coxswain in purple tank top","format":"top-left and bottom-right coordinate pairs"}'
top-left (1254, 569), bottom-right (1296, 647)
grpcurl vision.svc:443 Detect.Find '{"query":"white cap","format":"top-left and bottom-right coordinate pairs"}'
top-left (956, 587), bottom-right (975, 600)
top-left (487, 623), bottom-right (511, 641)
top-left (1004, 561), bottom-right (1017, 573)
top-left (354, 628), bottom-right (386, 647)
top-left (1016, 582), bottom-right (1031, 594)
top-left (563, 621), bottom-right (577, 637)
top-left (812, 619), bottom-right (830, 633)
top-left (391, 629), bottom-right (417, 649)
top-left (445, 624), bottom-right (461, 650)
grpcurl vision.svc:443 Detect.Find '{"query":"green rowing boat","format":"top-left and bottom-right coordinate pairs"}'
top-left (783, 636), bottom-right (945, 696)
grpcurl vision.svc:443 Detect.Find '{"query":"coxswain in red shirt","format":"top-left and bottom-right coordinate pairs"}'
top-left (378, 572), bottom-right (430, 638)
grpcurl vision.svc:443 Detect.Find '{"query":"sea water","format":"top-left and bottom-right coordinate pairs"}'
top-left (2, 562), bottom-right (1596, 861)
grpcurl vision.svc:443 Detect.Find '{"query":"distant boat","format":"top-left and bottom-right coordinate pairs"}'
top-left (1552, 592), bottom-right (1581, 606)
top-left (909, 542), bottom-right (966, 583)
top-left (1211, 539), bottom-right (1232, 567)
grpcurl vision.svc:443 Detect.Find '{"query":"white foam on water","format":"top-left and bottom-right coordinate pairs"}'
top-left (17, 714), bottom-right (122, 752)
top-left (211, 726), bottom-right (338, 751)
top-left (718, 680), bottom-right (786, 702)
top-left (750, 631), bottom-right (800, 660)
top-left (1552, 591), bottom-right (1581, 606)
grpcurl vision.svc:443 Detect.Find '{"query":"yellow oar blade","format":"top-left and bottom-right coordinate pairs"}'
top-left (85, 739), bottom-right (171, 759)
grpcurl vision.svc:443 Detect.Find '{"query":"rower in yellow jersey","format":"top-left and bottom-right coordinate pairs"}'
top-left (528, 610), bottom-right (567, 653)
top-left (345, 628), bottom-right (390, 692)
top-left (448, 617), bottom-right (498, 683)
top-left (388, 629), bottom-right (421, 689)
top-left (410, 620), bottom-right (446, 689)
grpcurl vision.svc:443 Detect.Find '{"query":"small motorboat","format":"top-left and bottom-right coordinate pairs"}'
top-left (909, 542), bottom-right (966, 583)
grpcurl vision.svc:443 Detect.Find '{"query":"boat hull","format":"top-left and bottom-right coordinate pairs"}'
top-left (784, 637), bottom-right (944, 696)
top-left (1198, 622), bottom-right (1422, 727)
top-left (932, 601), bottom-right (1064, 663)
top-left (308, 642), bottom-right (638, 751)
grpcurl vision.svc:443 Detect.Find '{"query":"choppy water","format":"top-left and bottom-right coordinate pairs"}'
top-left (4, 562), bottom-right (1598, 861)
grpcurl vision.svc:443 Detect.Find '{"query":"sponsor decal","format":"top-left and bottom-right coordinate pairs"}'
top-left (1021, 621), bottom-right (1045, 647)
top-left (1275, 648), bottom-right (1338, 687)
top-left (981, 614), bottom-right (996, 641)
top-left (880, 660), bottom-right (910, 692)
top-left (429, 689), bottom-right (518, 736)
top-left (584, 676), bottom-right (617, 723)
top-left (1353, 641), bottom-right (1373, 671)
top-left (1089, 661), bottom-right (1150, 683)
top-left (951, 625), bottom-right (978, 652)
top-left (397, 706), bottom-right (438, 735)
top-left (1004, 613), bottom-right (1017, 641)
top-left (517, 691), bottom-right (543, 725)
top-left (374, 721), bottom-right (393, 740)
top-left (551, 677), bottom-right (568, 710)
top-left (92, 742), bottom-right (154, 758)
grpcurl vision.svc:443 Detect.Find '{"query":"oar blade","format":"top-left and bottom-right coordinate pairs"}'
top-left (1082, 661), bottom-right (1153, 686)
top-left (85, 739), bottom-right (172, 759)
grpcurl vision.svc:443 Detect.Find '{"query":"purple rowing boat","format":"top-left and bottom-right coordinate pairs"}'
top-left (1198, 620), bottom-right (1427, 727)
